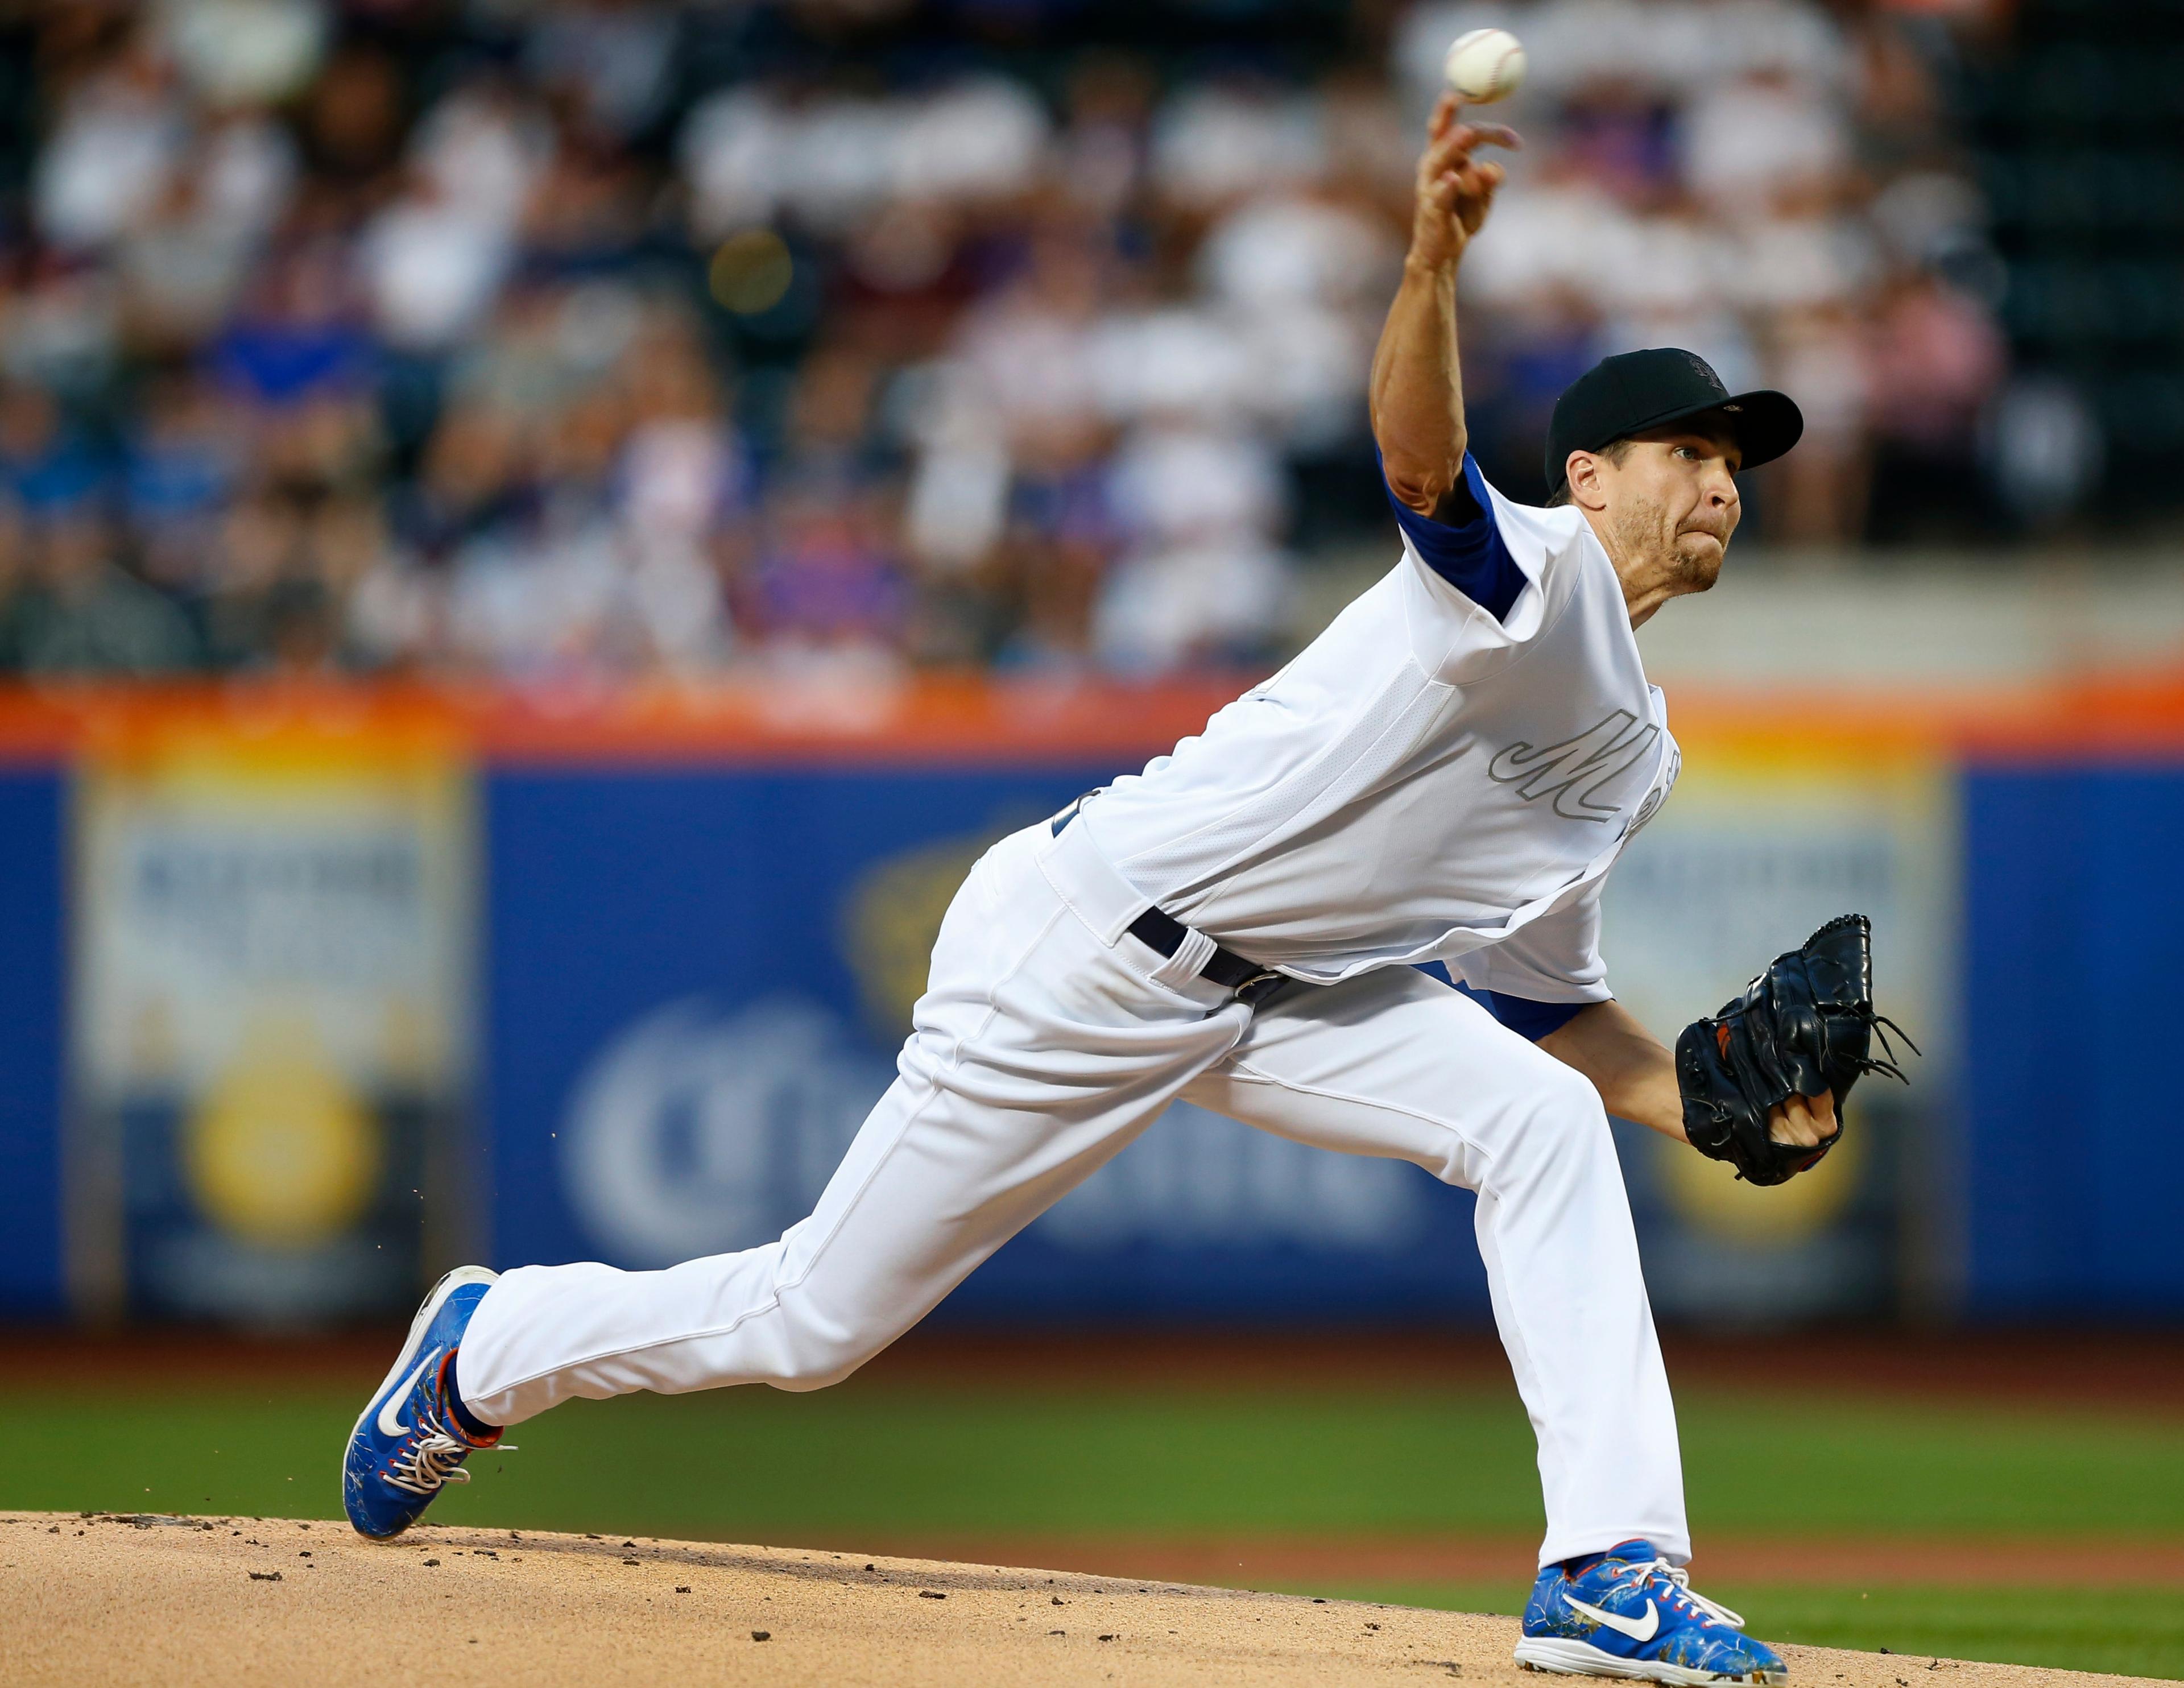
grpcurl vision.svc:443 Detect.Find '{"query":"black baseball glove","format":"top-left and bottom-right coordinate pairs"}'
top-left (1674, 913), bottom-right (1915, 1186)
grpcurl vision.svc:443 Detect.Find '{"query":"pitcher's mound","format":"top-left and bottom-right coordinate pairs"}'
top-left (0, 1512), bottom-right (2145, 1687)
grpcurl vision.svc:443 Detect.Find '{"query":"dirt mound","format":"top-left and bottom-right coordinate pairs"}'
top-left (0, 1511), bottom-right (2146, 1687)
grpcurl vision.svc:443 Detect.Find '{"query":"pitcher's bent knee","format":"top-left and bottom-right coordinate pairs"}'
top-left (759, 1300), bottom-right (900, 1393)
top-left (765, 1346), bottom-right (876, 1393)
top-left (1498, 1056), bottom-right (1618, 1182)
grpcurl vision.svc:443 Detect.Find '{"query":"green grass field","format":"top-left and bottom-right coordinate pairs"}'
top-left (6, 1372), bottom-right (2179, 1678)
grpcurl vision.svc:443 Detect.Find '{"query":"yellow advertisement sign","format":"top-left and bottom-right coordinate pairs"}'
top-left (1598, 722), bottom-right (1955, 1320)
top-left (70, 703), bottom-right (472, 1322)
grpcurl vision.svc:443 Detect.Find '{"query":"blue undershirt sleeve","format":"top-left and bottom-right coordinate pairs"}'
top-left (1417, 962), bottom-right (1591, 1042)
top-left (1379, 448), bottom-right (1528, 623)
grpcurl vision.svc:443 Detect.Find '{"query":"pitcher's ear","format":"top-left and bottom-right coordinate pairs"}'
top-left (1564, 449), bottom-right (1608, 511)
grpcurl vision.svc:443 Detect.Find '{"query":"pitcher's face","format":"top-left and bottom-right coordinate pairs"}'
top-left (1596, 428), bottom-right (1743, 594)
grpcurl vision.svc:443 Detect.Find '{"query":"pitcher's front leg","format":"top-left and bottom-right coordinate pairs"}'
top-left (1184, 965), bottom-right (1687, 1567)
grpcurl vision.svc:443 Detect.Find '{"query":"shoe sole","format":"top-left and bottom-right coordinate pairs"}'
top-left (1516, 1637), bottom-right (1786, 1686)
top-left (343, 1264), bottom-right (499, 1541)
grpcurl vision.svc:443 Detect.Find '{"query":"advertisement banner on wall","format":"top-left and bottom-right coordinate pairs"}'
top-left (0, 675), bottom-right (2160, 1328)
top-left (483, 766), bottom-right (1490, 1325)
top-left (480, 730), bottom-right (1956, 1327)
top-left (1598, 728), bottom-right (1957, 1322)
top-left (69, 711), bottom-right (473, 1323)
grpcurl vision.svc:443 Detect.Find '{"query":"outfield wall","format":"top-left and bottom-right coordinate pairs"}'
top-left (0, 677), bottom-right (2177, 1327)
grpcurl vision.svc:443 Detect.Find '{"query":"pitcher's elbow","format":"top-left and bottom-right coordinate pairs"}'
top-left (1378, 447), bottom-right (1463, 516)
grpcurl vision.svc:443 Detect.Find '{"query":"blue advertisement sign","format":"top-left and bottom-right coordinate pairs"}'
top-left (0, 731), bottom-right (2175, 1327)
top-left (481, 765), bottom-right (1493, 1323)
top-left (0, 769), bottom-right (66, 1315)
top-left (1960, 764), bottom-right (2184, 1318)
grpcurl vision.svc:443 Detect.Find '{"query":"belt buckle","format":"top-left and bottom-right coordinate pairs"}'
top-left (1233, 969), bottom-right (1287, 1006)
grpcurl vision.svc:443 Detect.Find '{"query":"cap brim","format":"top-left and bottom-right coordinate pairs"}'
top-left (1645, 388), bottom-right (1805, 473)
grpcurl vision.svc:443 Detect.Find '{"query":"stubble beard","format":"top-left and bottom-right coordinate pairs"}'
top-left (1606, 493), bottom-right (1724, 599)
top-left (1670, 531), bottom-right (1725, 593)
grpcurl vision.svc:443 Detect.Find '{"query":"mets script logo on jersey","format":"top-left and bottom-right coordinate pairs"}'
top-left (1487, 710), bottom-right (1666, 826)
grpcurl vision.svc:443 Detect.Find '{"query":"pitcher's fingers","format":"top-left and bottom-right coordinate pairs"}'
top-left (1452, 120), bottom-right (1524, 152)
top-left (1453, 160), bottom-right (1508, 219)
top-left (1421, 117), bottom-right (1521, 183)
top-left (1769, 1095), bottom-right (1818, 1147)
top-left (1428, 91), bottom-right (1458, 139)
top-left (1420, 125), bottom-right (1476, 183)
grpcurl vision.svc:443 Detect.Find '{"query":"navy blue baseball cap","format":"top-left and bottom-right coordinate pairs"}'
top-left (1545, 348), bottom-right (1803, 498)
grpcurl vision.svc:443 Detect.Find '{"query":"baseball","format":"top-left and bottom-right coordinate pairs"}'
top-left (1443, 27), bottom-right (1527, 104)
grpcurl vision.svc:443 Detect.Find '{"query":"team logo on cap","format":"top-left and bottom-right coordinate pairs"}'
top-left (1676, 349), bottom-right (1725, 392)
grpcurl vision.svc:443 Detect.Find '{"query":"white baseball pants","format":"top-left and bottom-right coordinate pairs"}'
top-left (457, 814), bottom-right (1689, 1569)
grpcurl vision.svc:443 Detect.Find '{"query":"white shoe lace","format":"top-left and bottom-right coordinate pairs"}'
top-left (383, 1402), bottom-right (516, 1499)
top-left (384, 1425), bottom-right (474, 1498)
top-left (1637, 1557), bottom-right (1747, 1631)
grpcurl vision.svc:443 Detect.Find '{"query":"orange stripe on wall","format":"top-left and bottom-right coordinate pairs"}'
top-left (0, 671), bottom-right (2181, 766)
top-left (1665, 672), bottom-right (2184, 759)
top-left (0, 677), bottom-right (1246, 766)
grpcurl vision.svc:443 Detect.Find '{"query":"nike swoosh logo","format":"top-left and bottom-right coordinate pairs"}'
top-left (378, 1348), bottom-right (443, 1439)
top-left (1565, 1594), bottom-right (1659, 1642)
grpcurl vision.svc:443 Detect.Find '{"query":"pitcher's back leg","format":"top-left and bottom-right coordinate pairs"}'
top-left (455, 825), bottom-right (1248, 1428)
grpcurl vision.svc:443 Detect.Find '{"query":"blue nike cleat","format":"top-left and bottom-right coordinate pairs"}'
top-left (344, 1265), bottom-right (504, 1540)
top-left (1515, 1540), bottom-right (1788, 1685)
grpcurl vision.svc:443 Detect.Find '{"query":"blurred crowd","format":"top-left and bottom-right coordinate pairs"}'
top-left (0, 0), bottom-right (2013, 683)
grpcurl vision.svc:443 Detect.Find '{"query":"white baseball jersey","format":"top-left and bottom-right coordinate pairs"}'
top-left (458, 462), bottom-right (1695, 1574)
top-left (1079, 459), bottom-right (1681, 996)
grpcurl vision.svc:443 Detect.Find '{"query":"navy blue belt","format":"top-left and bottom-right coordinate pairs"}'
top-left (1053, 802), bottom-right (1294, 1007)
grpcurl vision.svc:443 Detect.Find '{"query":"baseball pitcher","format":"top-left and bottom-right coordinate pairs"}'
top-left (344, 95), bottom-right (1909, 1685)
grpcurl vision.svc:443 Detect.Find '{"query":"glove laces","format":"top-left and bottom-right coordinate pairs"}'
top-left (1856, 1010), bottom-right (1918, 1085)
top-left (1638, 1557), bottom-right (1746, 1631)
